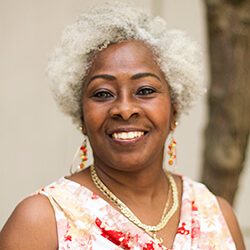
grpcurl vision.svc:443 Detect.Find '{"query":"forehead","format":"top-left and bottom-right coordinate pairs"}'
top-left (88, 40), bottom-right (163, 76)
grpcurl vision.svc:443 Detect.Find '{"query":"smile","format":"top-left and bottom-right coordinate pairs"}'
top-left (111, 131), bottom-right (145, 140)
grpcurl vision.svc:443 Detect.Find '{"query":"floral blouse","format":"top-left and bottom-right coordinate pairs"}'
top-left (39, 175), bottom-right (236, 250)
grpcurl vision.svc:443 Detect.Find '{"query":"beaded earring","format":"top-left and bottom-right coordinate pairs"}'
top-left (70, 126), bottom-right (88, 174)
top-left (79, 139), bottom-right (88, 170)
top-left (70, 138), bottom-right (88, 174)
top-left (168, 135), bottom-right (177, 167)
top-left (167, 121), bottom-right (178, 169)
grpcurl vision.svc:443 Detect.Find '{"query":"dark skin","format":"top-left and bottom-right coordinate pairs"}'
top-left (0, 40), bottom-right (245, 249)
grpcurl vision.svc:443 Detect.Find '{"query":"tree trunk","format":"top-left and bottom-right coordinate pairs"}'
top-left (202, 0), bottom-right (250, 205)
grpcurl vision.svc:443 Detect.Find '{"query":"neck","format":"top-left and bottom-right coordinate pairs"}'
top-left (92, 158), bottom-right (169, 204)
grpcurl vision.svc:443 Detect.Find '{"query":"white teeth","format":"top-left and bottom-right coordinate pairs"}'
top-left (112, 131), bottom-right (144, 140)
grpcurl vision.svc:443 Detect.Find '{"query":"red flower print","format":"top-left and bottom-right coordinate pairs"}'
top-left (177, 222), bottom-right (190, 235)
top-left (191, 201), bottom-right (198, 211)
top-left (64, 235), bottom-right (72, 241)
top-left (143, 242), bottom-right (155, 250)
top-left (95, 218), bottom-right (131, 249)
top-left (95, 218), bottom-right (161, 249)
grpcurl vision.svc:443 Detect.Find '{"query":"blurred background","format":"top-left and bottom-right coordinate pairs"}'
top-left (0, 0), bottom-right (249, 247)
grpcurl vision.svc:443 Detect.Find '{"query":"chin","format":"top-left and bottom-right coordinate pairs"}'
top-left (108, 155), bottom-right (155, 172)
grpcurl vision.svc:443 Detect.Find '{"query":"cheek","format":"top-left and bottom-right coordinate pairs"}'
top-left (153, 107), bottom-right (172, 131)
top-left (147, 97), bottom-right (172, 127)
top-left (82, 101), bottom-right (107, 133)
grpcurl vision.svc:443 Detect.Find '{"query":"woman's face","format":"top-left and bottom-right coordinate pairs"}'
top-left (82, 40), bottom-right (174, 171)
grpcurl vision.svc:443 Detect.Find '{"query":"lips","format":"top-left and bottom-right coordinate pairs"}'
top-left (112, 131), bottom-right (144, 140)
top-left (107, 128), bottom-right (149, 144)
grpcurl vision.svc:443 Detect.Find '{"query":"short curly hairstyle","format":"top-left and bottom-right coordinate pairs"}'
top-left (47, 2), bottom-right (205, 128)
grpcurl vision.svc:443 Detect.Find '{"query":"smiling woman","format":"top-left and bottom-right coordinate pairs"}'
top-left (0, 2), bottom-right (245, 250)
top-left (82, 41), bottom-right (172, 172)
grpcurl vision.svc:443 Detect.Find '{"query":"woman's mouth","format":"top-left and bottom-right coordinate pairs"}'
top-left (108, 127), bottom-right (149, 146)
top-left (112, 131), bottom-right (144, 140)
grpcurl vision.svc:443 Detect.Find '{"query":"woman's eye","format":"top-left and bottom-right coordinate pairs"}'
top-left (137, 87), bottom-right (156, 96)
top-left (93, 90), bottom-right (113, 99)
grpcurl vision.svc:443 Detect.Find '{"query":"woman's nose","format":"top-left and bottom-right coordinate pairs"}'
top-left (109, 96), bottom-right (142, 120)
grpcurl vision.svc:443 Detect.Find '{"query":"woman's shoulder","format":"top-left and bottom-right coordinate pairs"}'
top-left (216, 196), bottom-right (245, 250)
top-left (180, 175), bottom-right (217, 203)
top-left (0, 194), bottom-right (58, 250)
top-left (0, 173), bottom-right (95, 250)
top-left (178, 175), bottom-right (245, 250)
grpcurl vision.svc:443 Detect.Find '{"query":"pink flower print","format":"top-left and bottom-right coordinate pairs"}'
top-left (191, 219), bottom-right (200, 239)
top-left (91, 193), bottom-right (99, 200)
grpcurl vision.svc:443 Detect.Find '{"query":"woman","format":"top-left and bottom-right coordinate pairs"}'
top-left (0, 3), bottom-right (245, 250)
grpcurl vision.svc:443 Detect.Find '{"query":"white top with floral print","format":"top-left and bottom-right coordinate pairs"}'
top-left (39, 175), bottom-right (236, 250)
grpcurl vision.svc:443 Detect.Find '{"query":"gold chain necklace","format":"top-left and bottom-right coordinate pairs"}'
top-left (90, 165), bottom-right (178, 234)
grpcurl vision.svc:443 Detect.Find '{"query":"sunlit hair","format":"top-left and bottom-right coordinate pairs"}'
top-left (47, 2), bottom-right (205, 128)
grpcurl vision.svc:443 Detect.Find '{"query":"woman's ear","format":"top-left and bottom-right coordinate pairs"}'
top-left (80, 116), bottom-right (87, 134)
top-left (80, 124), bottom-right (87, 135)
top-left (80, 113), bottom-right (87, 135)
top-left (170, 103), bottom-right (178, 131)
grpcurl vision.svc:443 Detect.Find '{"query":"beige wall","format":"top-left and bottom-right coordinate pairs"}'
top-left (1, 0), bottom-right (249, 246)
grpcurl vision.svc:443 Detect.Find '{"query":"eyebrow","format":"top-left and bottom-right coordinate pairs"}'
top-left (87, 72), bottom-right (161, 85)
top-left (88, 74), bottom-right (116, 85)
top-left (131, 72), bottom-right (161, 82)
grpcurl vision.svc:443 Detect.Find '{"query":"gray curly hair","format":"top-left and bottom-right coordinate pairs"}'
top-left (47, 2), bottom-right (205, 128)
